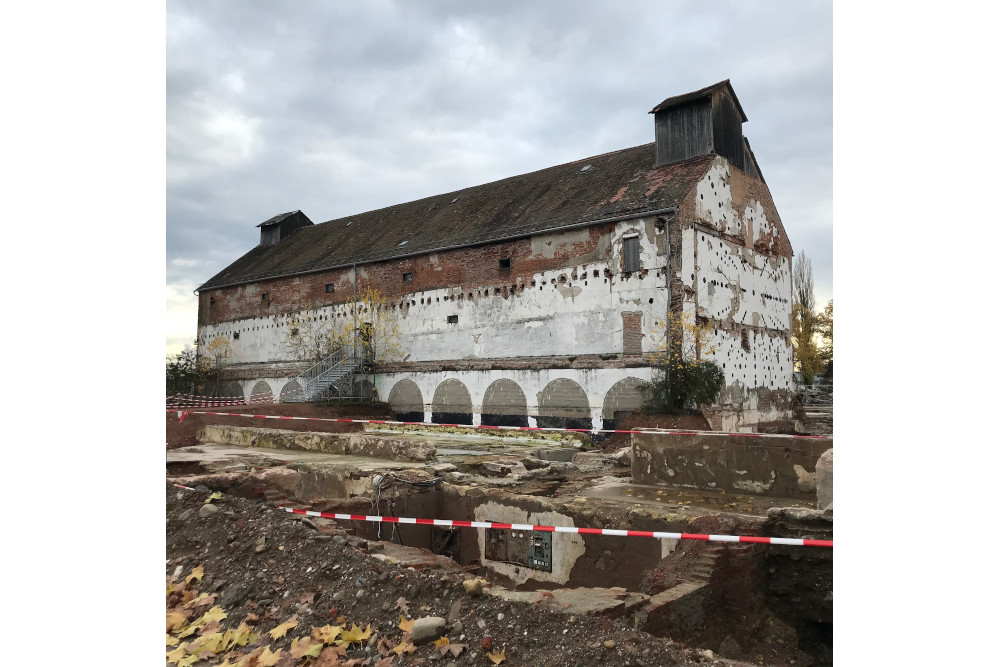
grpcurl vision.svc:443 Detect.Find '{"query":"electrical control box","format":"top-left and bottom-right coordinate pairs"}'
top-left (485, 528), bottom-right (552, 572)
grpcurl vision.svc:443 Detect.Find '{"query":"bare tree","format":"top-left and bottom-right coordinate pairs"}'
top-left (793, 252), bottom-right (815, 313)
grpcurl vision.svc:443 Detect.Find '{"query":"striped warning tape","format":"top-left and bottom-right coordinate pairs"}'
top-left (170, 484), bottom-right (832, 548)
top-left (166, 409), bottom-right (831, 439)
top-left (278, 507), bottom-right (833, 548)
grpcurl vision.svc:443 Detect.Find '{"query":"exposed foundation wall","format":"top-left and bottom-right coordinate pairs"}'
top-left (632, 431), bottom-right (832, 499)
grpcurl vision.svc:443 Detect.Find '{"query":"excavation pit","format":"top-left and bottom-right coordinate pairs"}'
top-left (166, 425), bottom-right (832, 664)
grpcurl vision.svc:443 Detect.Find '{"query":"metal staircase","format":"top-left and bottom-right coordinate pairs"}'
top-left (284, 345), bottom-right (363, 402)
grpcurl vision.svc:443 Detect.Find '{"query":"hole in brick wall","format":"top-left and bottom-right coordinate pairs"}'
top-left (403, 272), bottom-right (413, 282)
top-left (325, 283), bottom-right (334, 293)
top-left (498, 258), bottom-right (511, 270)
top-left (261, 293), bottom-right (269, 301)
top-left (233, 332), bottom-right (239, 340)
top-left (593, 270), bottom-right (599, 277)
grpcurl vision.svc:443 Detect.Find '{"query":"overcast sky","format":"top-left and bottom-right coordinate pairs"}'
top-left (166, 0), bottom-right (832, 355)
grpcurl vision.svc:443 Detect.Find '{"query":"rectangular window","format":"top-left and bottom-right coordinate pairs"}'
top-left (209, 298), bottom-right (215, 309)
top-left (447, 315), bottom-right (458, 324)
top-left (261, 292), bottom-right (269, 301)
top-left (402, 272), bottom-right (413, 282)
top-left (498, 258), bottom-right (512, 270)
top-left (623, 237), bottom-right (640, 273)
top-left (233, 332), bottom-right (239, 340)
top-left (325, 283), bottom-right (335, 293)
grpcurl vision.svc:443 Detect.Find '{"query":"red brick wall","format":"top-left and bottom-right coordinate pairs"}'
top-left (199, 221), bottom-right (621, 327)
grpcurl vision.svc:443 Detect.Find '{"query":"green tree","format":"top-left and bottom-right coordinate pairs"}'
top-left (166, 344), bottom-right (201, 396)
top-left (641, 311), bottom-right (725, 414)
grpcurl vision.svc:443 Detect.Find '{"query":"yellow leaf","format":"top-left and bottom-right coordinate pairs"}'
top-left (311, 625), bottom-right (343, 645)
top-left (290, 637), bottom-right (322, 660)
top-left (268, 615), bottom-right (299, 640)
top-left (336, 623), bottom-right (372, 647)
top-left (432, 636), bottom-right (450, 647)
top-left (195, 632), bottom-right (228, 654)
top-left (166, 634), bottom-right (179, 647)
top-left (166, 643), bottom-right (188, 664)
top-left (185, 565), bottom-right (205, 584)
top-left (231, 622), bottom-right (258, 647)
top-left (392, 640), bottom-right (415, 655)
top-left (166, 611), bottom-right (188, 633)
top-left (487, 647), bottom-right (506, 664)
top-left (257, 646), bottom-right (283, 667)
top-left (205, 492), bottom-right (223, 503)
top-left (177, 656), bottom-right (198, 667)
top-left (397, 616), bottom-right (414, 633)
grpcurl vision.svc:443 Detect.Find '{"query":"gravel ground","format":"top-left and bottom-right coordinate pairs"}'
top-left (166, 483), bottom-right (750, 667)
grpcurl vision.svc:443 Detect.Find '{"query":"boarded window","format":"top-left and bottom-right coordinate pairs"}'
top-left (622, 311), bottom-right (643, 355)
top-left (403, 272), bottom-right (413, 282)
top-left (624, 237), bottom-right (640, 273)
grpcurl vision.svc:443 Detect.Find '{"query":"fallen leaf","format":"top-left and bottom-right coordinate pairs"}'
top-left (487, 647), bottom-right (506, 664)
top-left (391, 640), bottom-right (414, 656)
top-left (336, 623), bottom-right (371, 647)
top-left (290, 637), bottom-right (322, 659)
top-left (394, 597), bottom-right (409, 615)
top-left (397, 616), bottom-right (414, 634)
top-left (376, 636), bottom-right (394, 657)
top-left (177, 655), bottom-right (198, 667)
top-left (312, 646), bottom-right (349, 667)
top-left (167, 611), bottom-right (189, 633)
top-left (256, 646), bottom-right (283, 667)
top-left (166, 643), bottom-right (188, 664)
top-left (268, 615), bottom-right (299, 640)
top-left (193, 631), bottom-right (228, 654)
top-left (231, 622), bottom-right (258, 647)
top-left (244, 613), bottom-right (261, 625)
top-left (311, 625), bottom-right (343, 645)
top-left (198, 620), bottom-right (221, 636)
top-left (185, 565), bottom-right (205, 584)
top-left (298, 591), bottom-right (316, 604)
top-left (206, 492), bottom-right (223, 503)
top-left (439, 643), bottom-right (468, 658)
top-left (374, 657), bottom-right (395, 667)
top-left (432, 637), bottom-right (450, 647)
top-left (166, 634), bottom-right (179, 647)
top-left (185, 592), bottom-right (218, 609)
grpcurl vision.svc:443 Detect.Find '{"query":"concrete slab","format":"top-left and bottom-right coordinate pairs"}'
top-left (167, 443), bottom-right (419, 472)
top-left (485, 586), bottom-right (650, 616)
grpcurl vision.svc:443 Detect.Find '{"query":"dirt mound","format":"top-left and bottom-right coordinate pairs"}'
top-left (167, 403), bottom-right (393, 449)
top-left (166, 484), bottom-right (743, 666)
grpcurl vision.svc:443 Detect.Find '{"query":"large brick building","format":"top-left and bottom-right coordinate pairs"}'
top-left (195, 81), bottom-right (795, 431)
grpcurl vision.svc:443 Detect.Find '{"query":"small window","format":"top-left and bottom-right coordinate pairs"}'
top-left (624, 237), bottom-right (640, 273)
top-left (498, 258), bottom-right (512, 270)
top-left (447, 315), bottom-right (458, 324)
top-left (402, 272), bottom-right (413, 282)
top-left (291, 328), bottom-right (299, 337)
top-left (233, 332), bottom-right (240, 340)
top-left (325, 283), bottom-right (335, 293)
top-left (261, 293), bottom-right (269, 301)
top-left (209, 298), bottom-right (215, 309)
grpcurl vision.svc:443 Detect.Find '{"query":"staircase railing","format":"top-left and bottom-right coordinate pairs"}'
top-left (285, 343), bottom-right (363, 402)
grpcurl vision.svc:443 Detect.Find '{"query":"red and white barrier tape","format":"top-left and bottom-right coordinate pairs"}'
top-left (166, 409), bottom-right (830, 439)
top-left (170, 484), bottom-right (831, 548)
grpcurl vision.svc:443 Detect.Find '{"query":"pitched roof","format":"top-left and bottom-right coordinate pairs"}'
top-left (256, 211), bottom-right (300, 228)
top-left (198, 144), bottom-right (715, 291)
top-left (649, 79), bottom-right (747, 123)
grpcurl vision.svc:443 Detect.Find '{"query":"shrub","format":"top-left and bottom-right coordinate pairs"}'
top-left (641, 360), bottom-right (725, 415)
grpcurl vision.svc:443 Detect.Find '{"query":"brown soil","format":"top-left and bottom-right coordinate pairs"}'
top-left (166, 403), bottom-right (394, 449)
top-left (166, 484), bottom-right (746, 666)
top-left (600, 411), bottom-right (711, 451)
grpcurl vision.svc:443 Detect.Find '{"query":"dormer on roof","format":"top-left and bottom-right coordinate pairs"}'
top-left (650, 80), bottom-right (754, 174)
top-left (257, 210), bottom-right (313, 247)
